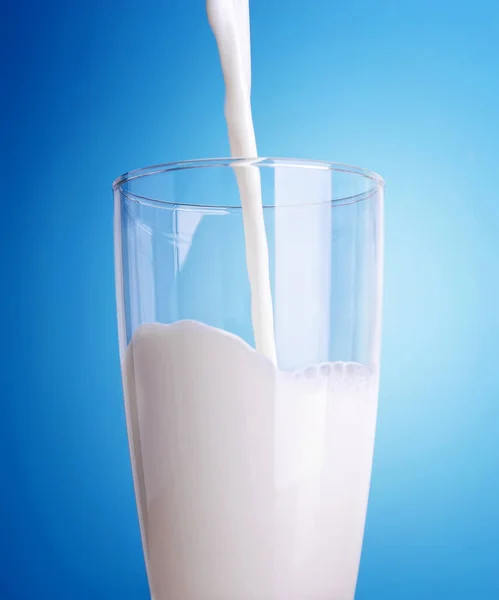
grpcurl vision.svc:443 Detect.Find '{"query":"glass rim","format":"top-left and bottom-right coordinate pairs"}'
top-left (112, 157), bottom-right (384, 210)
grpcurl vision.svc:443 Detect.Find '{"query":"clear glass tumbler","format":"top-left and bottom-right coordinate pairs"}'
top-left (113, 158), bottom-right (384, 600)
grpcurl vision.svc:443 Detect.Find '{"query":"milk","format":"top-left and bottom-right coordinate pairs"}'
top-left (119, 2), bottom-right (380, 598)
top-left (207, 0), bottom-right (276, 363)
top-left (124, 320), bottom-right (378, 600)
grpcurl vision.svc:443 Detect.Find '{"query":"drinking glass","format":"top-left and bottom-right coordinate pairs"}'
top-left (113, 158), bottom-right (384, 600)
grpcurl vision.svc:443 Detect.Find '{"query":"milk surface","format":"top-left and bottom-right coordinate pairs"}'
top-left (124, 321), bottom-right (378, 600)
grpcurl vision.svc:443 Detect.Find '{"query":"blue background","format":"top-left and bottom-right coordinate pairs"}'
top-left (3, 0), bottom-right (498, 598)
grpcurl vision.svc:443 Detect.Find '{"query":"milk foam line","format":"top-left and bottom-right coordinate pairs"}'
top-left (207, 0), bottom-right (277, 364)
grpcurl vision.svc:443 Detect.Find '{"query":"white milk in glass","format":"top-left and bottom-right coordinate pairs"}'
top-left (125, 321), bottom-right (377, 599)
top-left (122, 1), bottom-right (379, 599)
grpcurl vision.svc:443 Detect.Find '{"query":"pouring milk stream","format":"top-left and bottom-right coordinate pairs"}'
top-left (207, 0), bottom-right (276, 363)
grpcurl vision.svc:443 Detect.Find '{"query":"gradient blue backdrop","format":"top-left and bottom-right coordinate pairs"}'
top-left (3, 1), bottom-right (498, 598)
